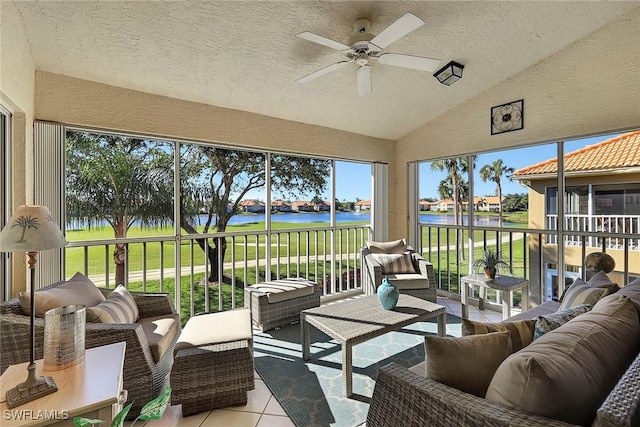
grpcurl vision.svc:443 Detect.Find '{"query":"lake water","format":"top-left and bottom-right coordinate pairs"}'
top-left (68, 212), bottom-right (516, 228)
top-left (198, 212), bottom-right (517, 226)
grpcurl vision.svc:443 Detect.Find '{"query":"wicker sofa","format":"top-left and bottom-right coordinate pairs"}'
top-left (0, 275), bottom-right (180, 417)
top-left (367, 276), bottom-right (640, 426)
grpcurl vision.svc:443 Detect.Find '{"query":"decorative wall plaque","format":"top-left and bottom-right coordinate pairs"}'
top-left (491, 99), bottom-right (524, 135)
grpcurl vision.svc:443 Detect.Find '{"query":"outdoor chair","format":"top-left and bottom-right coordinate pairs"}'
top-left (0, 276), bottom-right (181, 418)
top-left (361, 238), bottom-right (436, 302)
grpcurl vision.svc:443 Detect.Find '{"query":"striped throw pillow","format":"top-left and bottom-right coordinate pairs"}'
top-left (462, 318), bottom-right (536, 352)
top-left (86, 285), bottom-right (139, 323)
top-left (372, 253), bottom-right (416, 274)
top-left (559, 279), bottom-right (608, 310)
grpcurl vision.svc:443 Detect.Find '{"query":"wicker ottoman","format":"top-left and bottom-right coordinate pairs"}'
top-left (170, 309), bottom-right (255, 417)
top-left (244, 277), bottom-right (321, 332)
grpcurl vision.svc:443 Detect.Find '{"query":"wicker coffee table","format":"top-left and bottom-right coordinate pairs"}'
top-left (301, 294), bottom-right (446, 397)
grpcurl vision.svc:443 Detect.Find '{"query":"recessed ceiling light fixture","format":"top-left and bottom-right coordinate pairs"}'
top-left (434, 61), bottom-right (464, 86)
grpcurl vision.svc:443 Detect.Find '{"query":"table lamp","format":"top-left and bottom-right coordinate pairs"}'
top-left (0, 205), bottom-right (68, 408)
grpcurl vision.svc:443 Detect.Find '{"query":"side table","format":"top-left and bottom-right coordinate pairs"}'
top-left (460, 274), bottom-right (529, 320)
top-left (1, 342), bottom-right (126, 427)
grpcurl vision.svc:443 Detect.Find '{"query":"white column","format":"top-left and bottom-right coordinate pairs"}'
top-left (34, 121), bottom-right (66, 287)
top-left (407, 162), bottom-right (419, 249)
top-left (371, 162), bottom-right (388, 241)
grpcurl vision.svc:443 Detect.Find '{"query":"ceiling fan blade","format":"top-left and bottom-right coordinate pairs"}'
top-left (377, 53), bottom-right (440, 72)
top-left (296, 61), bottom-right (350, 84)
top-left (296, 31), bottom-right (352, 52)
top-left (370, 12), bottom-right (425, 50)
top-left (357, 65), bottom-right (372, 96)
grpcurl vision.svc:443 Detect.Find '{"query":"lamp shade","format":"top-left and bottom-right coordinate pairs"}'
top-left (433, 61), bottom-right (464, 86)
top-left (0, 205), bottom-right (68, 252)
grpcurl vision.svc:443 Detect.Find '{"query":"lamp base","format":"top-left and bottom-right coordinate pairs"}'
top-left (5, 363), bottom-right (58, 408)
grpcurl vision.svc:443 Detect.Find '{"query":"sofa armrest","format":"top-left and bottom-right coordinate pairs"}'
top-left (86, 322), bottom-right (157, 370)
top-left (594, 352), bottom-right (640, 427)
top-left (368, 363), bottom-right (579, 427)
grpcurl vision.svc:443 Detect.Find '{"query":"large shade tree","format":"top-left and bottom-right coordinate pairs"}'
top-left (66, 132), bottom-right (174, 285)
top-left (479, 159), bottom-right (514, 225)
top-left (167, 146), bottom-right (331, 282)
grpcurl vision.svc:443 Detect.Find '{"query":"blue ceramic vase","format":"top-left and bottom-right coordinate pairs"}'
top-left (377, 276), bottom-right (399, 310)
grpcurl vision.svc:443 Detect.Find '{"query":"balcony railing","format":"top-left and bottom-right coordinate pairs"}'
top-left (546, 214), bottom-right (640, 250)
top-left (66, 224), bottom-right (369, 321)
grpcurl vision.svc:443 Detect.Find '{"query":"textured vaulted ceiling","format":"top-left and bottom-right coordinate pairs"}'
top-left (10, 1), bottom-right (639, 140)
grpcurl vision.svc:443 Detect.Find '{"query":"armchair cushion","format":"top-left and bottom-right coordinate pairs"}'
top-left (372, 253), bottom-right (416, 274)
top-left (137, 313), bottom-right (181, 363)
top-left (86, 285), bottom-right (139, 323)
top-left (19, 272), bottom-right (105, 317)
top-left (366, 238), bottom-right (408, 254)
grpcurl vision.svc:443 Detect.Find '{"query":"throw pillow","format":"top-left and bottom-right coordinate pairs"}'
top-left (366, 238), bottom-right (408, 254)
top-left (19, 272), bottom-right (106, 317)
top-left (534, 303), bottom-right (591, 339)
top-left (372, 253), bottom-right (416, 274)
top-left (616, 276), bottom-right (640, 312)
top-left (587, 270), bottom-right (620, 294)
top-left (559, 279), bottom-right (608, 310)
top-left (86, 285), bottom-right (139, 323)
top-left (425, 331), bottom-right (511, 398)
top-left (461, 318), bottom-right (535, 352)
top-left (486, 295), bottom-right (640, 426)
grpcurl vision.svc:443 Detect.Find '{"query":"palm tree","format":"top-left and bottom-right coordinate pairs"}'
top-left (431, 157), bottom-right (474, 226)
top-left (66, 132), bottom-right (174, 285)
top-left (479, 159), bottom-right (515, 226)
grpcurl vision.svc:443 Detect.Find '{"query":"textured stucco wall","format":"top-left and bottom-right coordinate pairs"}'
top-left (1, 0), bottom-right (36, 295)
top-left (393, 7), bottom-right (640, 241)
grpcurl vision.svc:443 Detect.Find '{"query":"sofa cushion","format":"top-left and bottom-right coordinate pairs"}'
top-left (372, 253), bottom-right (416, 274)
top-left (615, 276), bottom-right (640, 313)
top-left (462, 318), bottom-right (535, 352)
top-left (559, 279), bottom-right (608, 310)
top-left (507, 300), bottom-right (560, 321)
top-left (486, 295), bottom-right (640, 426)
top-left (366, 238), bottom-right (408, 254)
top-left (534, 303), bottom-right (591, 339)
top-left (19, 272), bottom-right (105, 317)
top-left (426, 331), bottom-right (511, 398)
top-left (86, 285), bottom-right (139, 323)
top-left (587, 270), bottom-right (620, 294)
top-left (137, 313), bottom-right (181, 363)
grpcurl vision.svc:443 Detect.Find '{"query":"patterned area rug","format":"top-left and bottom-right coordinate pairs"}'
top-left (253, 313), bottom-right (462, 427)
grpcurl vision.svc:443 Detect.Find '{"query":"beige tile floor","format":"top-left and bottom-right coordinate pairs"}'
top-left (141, 297), bottom-right (507, 427)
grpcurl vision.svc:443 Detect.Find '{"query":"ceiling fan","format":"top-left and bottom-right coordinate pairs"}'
top-left (296, 12), bottom-right (440, 96)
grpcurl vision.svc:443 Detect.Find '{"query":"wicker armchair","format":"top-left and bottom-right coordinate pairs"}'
top-left (361, 245), bottom-right (436, 302)
top-left (0, 281), bottom-right (180, 417)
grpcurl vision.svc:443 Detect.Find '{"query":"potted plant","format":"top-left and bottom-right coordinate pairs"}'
top-left (472, 248), bottom-right (511, 279)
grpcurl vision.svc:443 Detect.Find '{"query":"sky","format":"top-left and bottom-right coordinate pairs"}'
top-left (418, 132), bottom-right (623, 200)
top-left (253, 131), bottom-right (624, 202)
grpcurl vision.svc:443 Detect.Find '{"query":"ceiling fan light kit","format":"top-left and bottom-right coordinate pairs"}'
top-left (296, 12), bottom-right (441, 96)
top-left (434, 61), bottom-right (464, 86)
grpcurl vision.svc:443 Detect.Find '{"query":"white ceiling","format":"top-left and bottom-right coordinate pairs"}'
top-left (11, 1), bottom-right (639, 140)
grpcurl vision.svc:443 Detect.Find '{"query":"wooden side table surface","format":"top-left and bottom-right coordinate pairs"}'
top-left (1, 342), bottom-right (126, 427)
